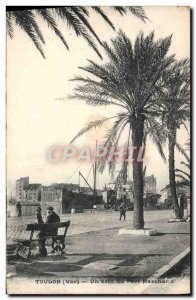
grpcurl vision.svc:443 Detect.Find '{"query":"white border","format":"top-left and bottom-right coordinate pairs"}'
top-left (1, 1), bottom-right (195, 299)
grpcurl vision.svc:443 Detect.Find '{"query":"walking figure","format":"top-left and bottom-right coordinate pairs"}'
top-left (119, 202), bottom-right (127, 221)
top-left (16, 202), bottom-right (22, 217)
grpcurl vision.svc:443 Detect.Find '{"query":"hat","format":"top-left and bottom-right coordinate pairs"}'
top-left (47, 206), bottom-right (54, 211)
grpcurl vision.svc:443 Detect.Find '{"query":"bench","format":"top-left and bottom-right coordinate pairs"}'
top-left (14, 221), bottom-right (70, 260)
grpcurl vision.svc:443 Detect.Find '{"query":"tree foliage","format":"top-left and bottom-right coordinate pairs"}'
top-left (6, 7), bottom-right (147, 58)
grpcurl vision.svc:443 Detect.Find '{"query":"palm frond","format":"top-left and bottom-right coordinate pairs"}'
top-left (7, 6), bottom-right (147, 58)
top-left (112, 7), bottom-right (126, 15)
top-left (175, 174), bottom-right (190, 182)
top-left (36, 9), bottom-right (69, 49)
top-left (91, 7), bottom-right (115, 29)
top-left (54, 7), bottom-right (102, 58)
top-left (113, 6), bottom-right (147, 22)
top-left (180, 161), bottom-right (190, 169)
top-left (70, 7), bottom-right (103, 46)
top-left (12, 10), bottom-right (45, 58)
top-left (161, 179), bottom-right (189, 191)
top-left (128, 6), bottom-right (147, 22)
top-left (70, 116), bottom-right (118, 144)
top-left (146, 116), bottom-right (166, 161)
top-left (70, 77), bottom-right (131, 111)
top-left (6, 11), bottom-right (14, 38)
top-left (175, 169), bottom-right (190, 179)
top-left (175, 142), bottom-right (190, 163)
top-left (98, 115), bottom-right (129, 175)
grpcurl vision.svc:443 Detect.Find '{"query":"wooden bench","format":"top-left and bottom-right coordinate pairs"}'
top-left (14, 221), bottom-right (70, 260)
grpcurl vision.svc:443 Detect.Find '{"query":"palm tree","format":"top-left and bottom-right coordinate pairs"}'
top-left (6, 6), bottom-right (147, 58)
top-left (175, 139), bottom-right (190, 186)
top-left (68, 31), bottom-right (174, 229)
top-left (160, 60), bottom-right (190, 218)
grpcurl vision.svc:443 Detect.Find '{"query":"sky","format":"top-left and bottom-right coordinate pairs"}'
top-left (7, 6), bottom-right (190, 196)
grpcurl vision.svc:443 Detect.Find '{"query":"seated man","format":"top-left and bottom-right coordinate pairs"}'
top-left (46, 206), bottom-right (60, 224)
top-left (37, 206), bottom-right (60, 256)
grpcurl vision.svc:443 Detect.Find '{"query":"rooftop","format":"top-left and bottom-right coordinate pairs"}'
top-left (24, 184), bottom-right (41, 190)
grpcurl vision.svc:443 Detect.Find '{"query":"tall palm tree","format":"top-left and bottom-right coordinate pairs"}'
top-left (175, 139), bottom-right (190, 186)
top-left (68, 31), bottom-right (174, 229)
top-left (160, 60), bottom-right (190, 218)
top-left (6, 6), bottom-right (147, 58)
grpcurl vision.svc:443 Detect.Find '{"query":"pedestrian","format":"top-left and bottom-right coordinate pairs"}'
top-left (16, 202), bottom-right (22, 217)
top-left (36, 207), bottom-right (44, 224)
top-left (179, 193), bottom-right (185, 219)
top-left (37, 206), bottom-right (60, 256)
top-left (119, 202), bottom-right (127, 221)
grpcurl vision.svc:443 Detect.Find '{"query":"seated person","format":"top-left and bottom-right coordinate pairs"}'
top-left (37, 206), bottom-right (60, 256)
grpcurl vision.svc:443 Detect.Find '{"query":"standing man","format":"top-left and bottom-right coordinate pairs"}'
top-left (179, 193), bottom-right (185, 219)
top-left (119, 202), bottom-right (127, 221)
top-left (16, 202), bottom-right (22, 217)
top-left (36, 207), bottom-right (44, 224)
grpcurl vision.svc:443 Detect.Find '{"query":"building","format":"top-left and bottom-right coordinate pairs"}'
top-left (144, 175), bottom-right (156, 194)
top-left (23, 184), bottom-right (41, 202)
top-left (16, 176), bottom-right (41, 202)
top-left (41, 185), bottom-right (64, 202)
top-left (50, 183), bottom-right (80, 193)
top-left (14, 177), bottom-right (41, 216)
top-left (14, 177), bottom-right (104, 214)
top-left (16, 177), bottom-right (29, 201)
top-left (41, 183), bottom-right (80, 207)
top-left (41, 183), bottom-right (103, 214)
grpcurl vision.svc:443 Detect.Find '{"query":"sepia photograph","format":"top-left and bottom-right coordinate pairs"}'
top-left (6, 5), bottom-right (191, 295)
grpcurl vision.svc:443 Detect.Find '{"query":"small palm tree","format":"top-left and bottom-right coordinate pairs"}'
top-left (6, 6), bottom-right (147, 58)
top-left (160, 60), bottom-right (190, 218)
top-left (68, 31), bottom-right (174, 229)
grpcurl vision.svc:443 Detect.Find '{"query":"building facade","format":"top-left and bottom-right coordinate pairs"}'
top-left (144, 175), bottom-right (156, 194)
top-left (16, 177), bottom-right (42, 203)
top-left (41, 185), bottom-right (63, 202)
top-left (23, 184), bottom-right (42, 202)
top-left (16, 177), bottom-right (29, 201)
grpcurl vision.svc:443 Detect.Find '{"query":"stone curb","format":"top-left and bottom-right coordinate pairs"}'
top-left (119, 228), bottom-right (158, 236)
top-left (139, 247), bottom-right (190, 294)
top-left (148, 246), bottom-right (190, 280)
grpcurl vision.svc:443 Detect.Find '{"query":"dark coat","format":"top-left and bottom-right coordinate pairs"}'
top-left (46, 211), bottom-right (60, 224)
top-left (16, 203), bottom-right (21, 210)
top-left (120, 204), bottom-right (127, 214)
top-left (37, 211), bottom-right (44, 224)
top-left (45, 211), bottom-right (60, 236)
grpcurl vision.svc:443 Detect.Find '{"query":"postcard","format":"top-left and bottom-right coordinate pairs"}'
top-left (6, 6), bottom-right (191, 295)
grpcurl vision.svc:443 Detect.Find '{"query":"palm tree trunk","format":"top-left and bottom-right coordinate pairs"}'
top-left (131, 115), bottom-right (145, 229)
top-left (168, 127), bottom-right (181, 218)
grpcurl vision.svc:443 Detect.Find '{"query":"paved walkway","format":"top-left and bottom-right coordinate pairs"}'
top-left (7, 210), bottom-right (174, 243)
top-left (7, 210), bottom-right (190, 294)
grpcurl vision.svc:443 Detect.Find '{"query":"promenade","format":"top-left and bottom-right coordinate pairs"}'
top-left (7, 209), bottom-right (175, 243)
top-left (7, 210), bottom-right (190, 294)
